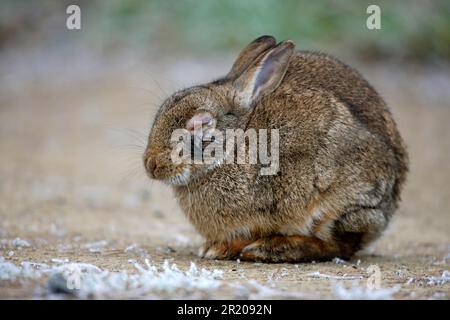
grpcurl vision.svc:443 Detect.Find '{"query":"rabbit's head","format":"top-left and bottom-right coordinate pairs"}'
top-left (144, 36), bottom-right (294, 185)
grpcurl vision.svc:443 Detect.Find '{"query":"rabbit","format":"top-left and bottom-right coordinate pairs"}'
top-left (143, 35), bottom-right (409, 262)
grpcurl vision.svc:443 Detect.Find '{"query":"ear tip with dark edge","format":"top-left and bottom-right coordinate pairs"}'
top-left (226, 35), bottom-right (278, 80)
top-left (253, 35), bottom-right (276, 45)
top-left (267, 40), bottom-right (295, 58)
top-left (279, 40), bottom-right (295, 50)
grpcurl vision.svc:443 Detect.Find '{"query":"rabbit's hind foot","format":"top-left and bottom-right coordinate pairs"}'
top-left (239, 235), bottom-right (360, 263)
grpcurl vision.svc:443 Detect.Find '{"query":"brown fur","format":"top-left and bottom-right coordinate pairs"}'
top-left (143, 35), bottom-right (409, 262)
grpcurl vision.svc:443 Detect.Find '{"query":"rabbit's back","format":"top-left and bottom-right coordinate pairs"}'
top-left (280, 51), bottom-right (408, 198)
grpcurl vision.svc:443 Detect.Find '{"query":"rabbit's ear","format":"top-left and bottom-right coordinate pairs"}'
top-left (233, 40), bottom-right (295, 109)
top-left (226, 35), bottom-right (277, 80)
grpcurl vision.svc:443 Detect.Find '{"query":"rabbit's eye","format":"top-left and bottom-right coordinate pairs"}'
top-left (223, 112), bottom-right (236, 117)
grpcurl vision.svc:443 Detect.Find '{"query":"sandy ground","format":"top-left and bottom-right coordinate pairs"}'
top-left (0, 52), bottom-right (449, 299)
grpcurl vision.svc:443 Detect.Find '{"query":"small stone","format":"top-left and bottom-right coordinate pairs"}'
top-left (165, 246), bottom-right (176, 253)
top-left (47, 273), bottom-right (77, 295)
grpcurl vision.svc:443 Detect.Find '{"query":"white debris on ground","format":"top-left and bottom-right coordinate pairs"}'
top-left (81, 240), bottom-right (109, 253)
top-left (332, 258), bottom-right (347, 265)
top-left (240, 280), bottom-right (305, 299)
top-left (124, 243), bottom-right (142, 253)
top-left (0, 256), bottom-right (302, 299)
top-left (3, 252), bottom-right (447, 299)
top-left (306, 271), bottom-right (363, 280)
top-left (172, 235), bottom-right (191, 246)
top-left (0, 257), bottom-right (42, 281)
top-left (11, 238), bottom-right (31, 248)
top-left (443, 253), bottom-right (450, 264)
top-left (0, 257), bottom-right (22, 280)
top-left (267, 268), bottom-right (290, 282)
top-left (333, 282), bottom-right (400, 300)
top-left (50, 258), bottom-right (69, 264)
top-left (124, 243), bottom-right (150, 258)
top-left (424, 270), bottom-right (450, 286)
top-left (406, 270), bottom-right (450, 287)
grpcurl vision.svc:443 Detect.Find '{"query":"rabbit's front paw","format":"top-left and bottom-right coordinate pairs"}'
top-left (199, 239), bottom-right (252, 260)
top-left (199, 243), bottom-right (228, 260)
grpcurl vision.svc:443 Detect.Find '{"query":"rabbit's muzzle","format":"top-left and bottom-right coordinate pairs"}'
top-left (144, 155), bottom-right (157, 178)
top-left (144, 149), bottom-right (189, 185)
top-left (144, 150), bottom-right (170, 179)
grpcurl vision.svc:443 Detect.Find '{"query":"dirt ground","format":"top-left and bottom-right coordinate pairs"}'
top-left (0, 52), bottom-right (449, 299)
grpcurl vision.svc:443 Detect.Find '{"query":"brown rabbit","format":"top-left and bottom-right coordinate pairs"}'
top-left (143, 35), bottom-right (408, 262)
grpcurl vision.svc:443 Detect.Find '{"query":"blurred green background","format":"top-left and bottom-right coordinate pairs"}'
top-left (1, 0), bottom-right (449, 63)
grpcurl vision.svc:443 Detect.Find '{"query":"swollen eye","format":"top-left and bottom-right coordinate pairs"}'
top-left (186, 112), bottom-right (214, 132)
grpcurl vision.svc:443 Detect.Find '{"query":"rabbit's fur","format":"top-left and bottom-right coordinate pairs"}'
top-left (144, 35), bottom-right (408, 262)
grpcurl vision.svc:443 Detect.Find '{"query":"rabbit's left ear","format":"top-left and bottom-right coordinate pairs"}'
top-left (233, 40), bottom-right (295, 108)
top-left (226, 35), bottom-right (277, 80)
